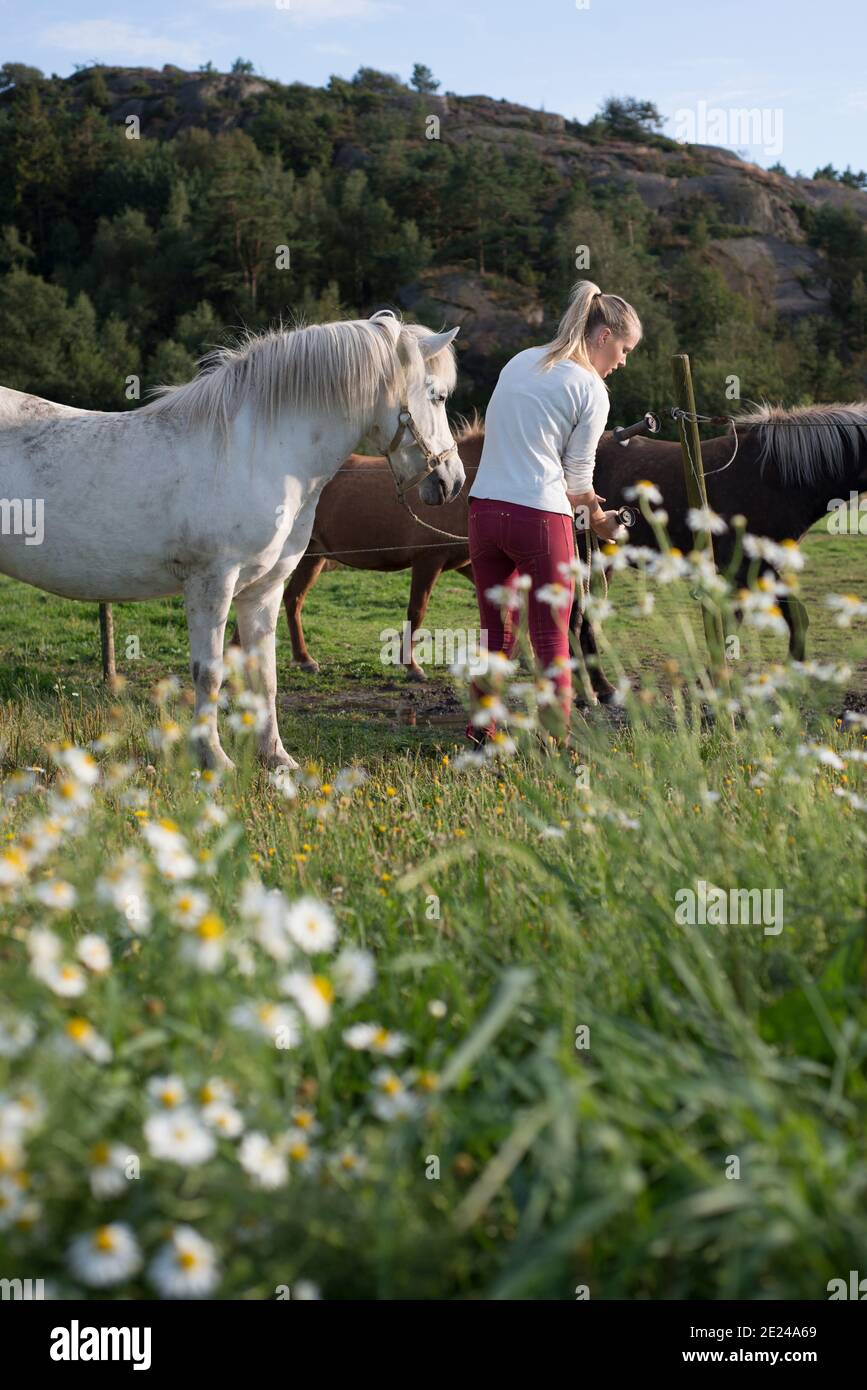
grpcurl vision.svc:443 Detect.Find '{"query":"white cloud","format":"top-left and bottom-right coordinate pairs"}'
top-left (43, 21), bottom-right (203, 66)
top-left (213, 0), bottom-right (400, 17)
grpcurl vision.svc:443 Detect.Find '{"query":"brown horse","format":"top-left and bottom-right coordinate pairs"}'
top-left (281, 451), bottom-right (477, 679)
top-left (256, 404), bottom-right (867, 692)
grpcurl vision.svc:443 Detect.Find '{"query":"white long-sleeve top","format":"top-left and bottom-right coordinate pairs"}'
top-left (468, 346), bottom-right (610, 517)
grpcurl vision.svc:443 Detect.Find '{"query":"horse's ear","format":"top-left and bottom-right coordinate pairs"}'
top-left (417, 326), bottom-right (460, 361)
top-left (370, 310), bottom-right (401, 345)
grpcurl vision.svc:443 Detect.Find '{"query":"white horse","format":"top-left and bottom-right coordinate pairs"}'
top-left (0, 310), bottom-right (464, 769)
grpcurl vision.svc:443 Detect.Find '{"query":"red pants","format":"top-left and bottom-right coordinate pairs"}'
top-left (466, 497), bottom-right (576, 738)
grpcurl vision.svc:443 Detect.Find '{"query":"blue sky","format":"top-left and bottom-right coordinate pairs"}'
top-left (4, 0), bottom-right (866, 176)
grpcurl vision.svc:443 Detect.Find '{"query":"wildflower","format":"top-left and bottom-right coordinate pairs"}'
top-left (144, 1110), bottom-right (216, 1167)
top-left (333, 767), bottom-right (368, 793)
top-left (77, 935), bottom-right (111, 975)
top-left (289, 1107), bottom-right (320, 1137)
top-left (180, 914), bottom-right (227, 973)
top-left (0, 1013), bottom-right (36, 1059)
top-left (267, 767), bottom-right (297, 802)
top-left (68, 1224), bottom-right (142, 1288)
top-left (149, 1226), bottom-right (219, 1299)
top-left (88, 1142), bottom-right (134, 1199)
top-left (343, 1023), bottom-right (407, 1056)
top-left (53, 746), bottom-right (100, 785)
top-left (484, 584), bottom-right (524, 609)
top-left (285, 897), bottom-right (338, 955)
top-left (535, 582), bottom-right (572, 611)
top-left (743, 534), bottom-right (805, 571)
top-left (825, 592), bottom-right (867, 626)
top-left (279, 971), bottom-right (334, 1029)
top-left (370, 1068), bottom-right (419, 1121)
top-left (198, 1077), bottom-right (234, 1106)
top-left (328, 1147), bottom-right (368, 1180)
top-left (33, 879), bottom-right (77, 911)
top-left (40, 961), bottom-right (88, 998)
top-left (201, 1102), bottom-right (244, 1139)
top-left (427, 999), bottom-right (448, 1019)
top-left (229, 1000), bottom-right (301, 1048)
top-left (687, 506), bottom-right (727, 534)
top-left (147, 1076), bottom-right (187, 1110)
top-left (0, 846), bottom-right (29, 887)
top-left (239, 1132), bottom-right (288, 1190)
top-left (332, 947), bottom-right (376, 1004)
top-left (282, 1128), bottom-right (322, 1177)
top-left (61, 1017), bottom-right (112, 1064)
top-left (624, 480), bottom-right (663, 505)
top-left (171, 887), bottom-right (210, 928)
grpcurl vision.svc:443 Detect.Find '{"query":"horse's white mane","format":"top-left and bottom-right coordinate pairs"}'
top-left (141, 314), bottom-right (458, 442)
top-left (735, 400), bottom-right (867, 485)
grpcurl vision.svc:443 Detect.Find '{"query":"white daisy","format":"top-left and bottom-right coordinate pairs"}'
top-left (33, 879), bottom-right (77, 910)
top-left (26, 927), bottom-right (62, 968)
top-left (179, 915), bottom-right (227, 973)
top-left (370, 1068), bottom-right (419, 1121)
top-left (68, 1223), bottom-right (142, 1288)
top-left (77, 935), bottom-right (111, 975)
top-left (197, 1077), bottom-right (234, 1106)
top-left (38, 960), bottom-right (88, 997)
top-left (278, 971), bottom-right (334, 1029)
top-left (60, 1017), bottom-right (112, 1063)
top-left (328, 1147), bottom-right (368, 1180)
top-left (0, 1013), bottom-right (36, 1058)
top-left (623, 480), bottom-right (663, 505)
top-left (534, 582), bottom-right (572, 611)
top-left (170, 888), bottom-right (210, 928)
top-left (201, 1102), bottom-right (244, 1139)
top-left (687, 506), bottom-right (727, 534)
top-left (281, 1129), bottom-right (322, 1177)
top-left (240, 881), bottom-right (294, 963)
top-left (148, 1226), bottom-right (219, 1299)
top-left (285, 897), bottom-right (338, 955)
top-left (89, 1142), bottom-right (135, 1198)
top-left (147, 1076), bottom-right (187, 1109)
top-left (239, 1132), bottom-right (288, 1190)
top-left (144, 1110), bottom-right (216, 1167)
top-left (332, 947), bottom-right (376, 1004)
top-left (54, 746), bottom-right (100, 785)
top-left (229, 1001), bottom-right (301, 1049)
top-left (342, 1023), bottom-right (407, 1056)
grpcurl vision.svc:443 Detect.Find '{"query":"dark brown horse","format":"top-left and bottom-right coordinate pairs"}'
top-left (260, 404), bottom-right (867, 693)
top-left (280, 452), bottom-right (477, 679)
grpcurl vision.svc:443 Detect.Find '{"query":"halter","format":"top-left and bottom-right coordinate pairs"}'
top-left (380, 361), bottom-right (468, 540)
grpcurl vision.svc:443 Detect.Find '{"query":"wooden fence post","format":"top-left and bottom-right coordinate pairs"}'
top-left (671, 353), bottom-right (727, 676)
top-left (99, 603), bottom-right (117, 689)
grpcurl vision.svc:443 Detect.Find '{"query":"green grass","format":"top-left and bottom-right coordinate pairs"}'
top-left (0, 523), bottom-right (865, 1300)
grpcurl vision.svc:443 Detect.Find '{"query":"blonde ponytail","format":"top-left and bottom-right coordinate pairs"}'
top-left (540, 279), bottom-right (642, 377)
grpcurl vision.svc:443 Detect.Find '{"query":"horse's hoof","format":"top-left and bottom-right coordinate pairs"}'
top-left (199, 747), bottom-right (236, 773)
top-left (406, 664), bottom-right (426, 683)
top-left (260, 751), bottom-right (300, 772)
top-left (295, 658), bottom-right (320, 674)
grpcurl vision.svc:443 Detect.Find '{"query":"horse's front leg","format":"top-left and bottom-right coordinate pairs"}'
top-left (234, 577), bottom-right (298, 770)
top-left (184, 568), bottom-right (239, 771)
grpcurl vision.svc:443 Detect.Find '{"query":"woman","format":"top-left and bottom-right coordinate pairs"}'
top-left (465, 279), bottom-right (642, 745)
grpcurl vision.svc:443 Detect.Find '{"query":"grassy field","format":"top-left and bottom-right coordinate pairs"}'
top-left (0, 521), bottom-right (865, 1300)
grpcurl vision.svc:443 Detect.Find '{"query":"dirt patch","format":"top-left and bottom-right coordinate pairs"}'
top-left (278, 681), bottom-right (468, 729)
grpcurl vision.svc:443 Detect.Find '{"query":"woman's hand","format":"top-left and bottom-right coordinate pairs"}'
top-left (589, 509), bottom-right (625, 542)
